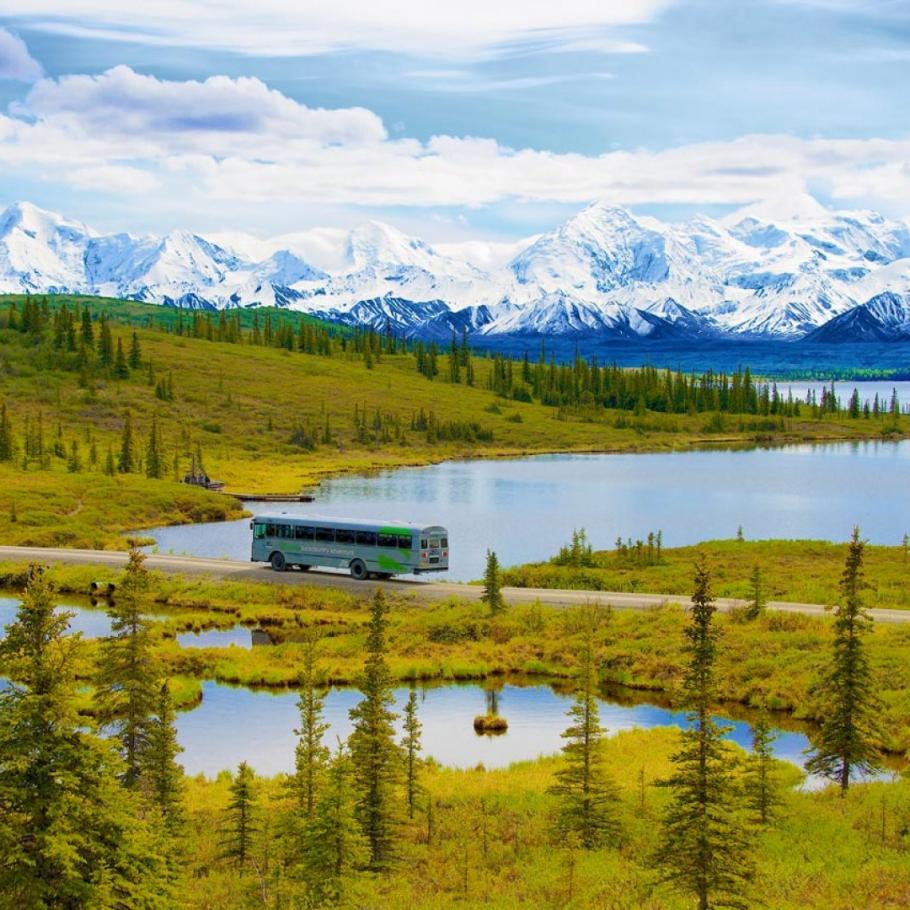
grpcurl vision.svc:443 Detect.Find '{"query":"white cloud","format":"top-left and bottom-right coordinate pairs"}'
top-left (0, 27), bottom-right (42, 81)
top-left (3, 65), bottom-right (910, 223)
top-left (3, 1), bottom-right (670, 58)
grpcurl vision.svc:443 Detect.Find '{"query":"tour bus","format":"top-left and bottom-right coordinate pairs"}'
top-left (250, 514), bottom-right (449, 579)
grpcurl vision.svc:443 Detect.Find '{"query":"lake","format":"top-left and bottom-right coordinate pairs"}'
top-left (148, 439), bottom-right (910, 581)
top-left (174, 678), bottom-right (862, 786)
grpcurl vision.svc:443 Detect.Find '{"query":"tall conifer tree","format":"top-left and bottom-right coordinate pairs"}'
top-left (806, 527), bottom-right (881, 792)
top-left (654, 558), bottom-right (754, 910)
top-left (291, 635), bottom-right (329, 819)
top-left (95, 547), bottom-right (158, 787)
top-left (401, 688), bottom-right (423, 820)
top-left (222, 762), bottom-right (257, 869)
top-left (0, 568), bottom-right (167, 907)
top-left (550, 614), bottom-right (621, 848)
top-left (348, 590), bottom-right (402, 870)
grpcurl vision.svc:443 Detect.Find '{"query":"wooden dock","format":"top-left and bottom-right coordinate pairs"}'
top-left (230, 493), bottom-right (316, 502)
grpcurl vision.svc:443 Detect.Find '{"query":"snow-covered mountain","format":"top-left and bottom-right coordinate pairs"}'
top-left (3, 197), bottom-right (910, 343)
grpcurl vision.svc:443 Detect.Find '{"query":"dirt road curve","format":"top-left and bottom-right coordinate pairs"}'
top-left (1, 545), bottom-right (907, 624)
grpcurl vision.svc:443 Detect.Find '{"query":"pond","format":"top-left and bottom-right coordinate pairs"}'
top-left (0, 596), bottom-right (115, 639)
top-left (147, 440), bottom-right (910, 581)
top-left (176, 627), bottom-right (256, 649)
top-left (175, 678), bottom-right (851, 784)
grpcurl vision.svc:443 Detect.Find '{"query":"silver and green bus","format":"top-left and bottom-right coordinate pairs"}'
top-left (250, 514), bottom-right (449, 579)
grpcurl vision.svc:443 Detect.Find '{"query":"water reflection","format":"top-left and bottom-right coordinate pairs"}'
top-left (174, 678), bottom-right (890, 785)
top-left (0, 596), bottom-right (113, 639)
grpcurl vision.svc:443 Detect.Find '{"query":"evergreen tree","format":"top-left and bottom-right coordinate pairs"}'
top-left (805, 527), bottom-right (882, 792)
top-left (99, 315), bottom-right (114, 367)
top-left (105, 443), bottom-right (116, 476)
top-left (95, 547), bottom-right (159, 787)
top-left (654, 558), bottom-right (754, 910)
top-left (481, 549), bottom-right (505, 615)
top-left (0, 401), bottom-right (14, 461)
top-left (129, 330), bottom-right (142, 369)
top-left (743, 712), bottom-right (781, 826)
top-left (145, 414), bottom-right (163, 479)
top-left (222, 761), bottom-right (257, 869)
top-left (144, 680), bottom-right (185, 837)
top-left (744, 565), bottom-right (767, 620)
top-left (549, 615), bottom-right (621, 848)
top-left (401, 688), bottom-right (423, 820)
top-left (302, 744), bottom-right (368, 902)
top-left (81, 306), bottom-right (95, 348)
top-left (114, 337), bottom-right (130, 379)
top-left (348, 590), bottom-right (402, 870)
top-left (0, 568), bottom-right (167, 907)
top-left (291, 635), bottom-right (329, 819)
top-left (118, 410), bottom-right (134, 473)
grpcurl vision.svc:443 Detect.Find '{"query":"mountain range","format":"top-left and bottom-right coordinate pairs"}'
top-left (2, 196), bottom-right (910, 343)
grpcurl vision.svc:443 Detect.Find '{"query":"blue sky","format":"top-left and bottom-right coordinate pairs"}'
top-left (0, 0), bottom-right (908, 241)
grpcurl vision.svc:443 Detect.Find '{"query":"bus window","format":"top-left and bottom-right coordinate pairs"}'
top-left (266, 523), bottom-right (277, 537)
top-left (253, 522), bottom-right (267, 540)
top-left (315, 527), bottom-right (334, 542)
top-left (377, 533), bottom-right (398, 548)
top-left (295, 526), bottom-right (314, 541)
top-left (429, 538), bottom-right (440, 548)
top-left (356, 530), bottom-right (377, 546)
top-left (336, 529), bottom-right (355, 544)
top-left (397, 535), bottom-right (413, 550)
top-left (420, 538), bottom-right (428, 549)
top-left (441, 537), bottom-right (448, 548)
top-left (280, 525), bottom-right (293, 539)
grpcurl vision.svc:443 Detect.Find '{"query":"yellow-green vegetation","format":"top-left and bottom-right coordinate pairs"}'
top-left (178, 727), bottom-right (910, 909)
top-left (0, 293), bottom-right (902, 549)
top-left (7, 558), bottom-right (910, 754)
top-left (503, 536), bottom-right (910, 608)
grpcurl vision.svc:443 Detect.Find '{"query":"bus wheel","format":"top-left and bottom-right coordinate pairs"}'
top-left (349, 559), bottom-right (368, 581)
top-left (270, 552), bottom-right (287, 572)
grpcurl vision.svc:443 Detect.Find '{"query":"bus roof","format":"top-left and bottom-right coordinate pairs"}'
top-left (252, 514), bottom-right (446, 535)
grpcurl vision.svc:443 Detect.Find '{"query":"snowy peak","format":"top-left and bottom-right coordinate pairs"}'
top-left (3, 195), bottom-right (910, 342)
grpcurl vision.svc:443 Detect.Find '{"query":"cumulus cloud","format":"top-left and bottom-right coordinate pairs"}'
top-left (0, 27), bottom-right (42, 81)
top-left (2, 1), bottom-right (669, 58)
top-left (2, 65), bottom-right (910, 219)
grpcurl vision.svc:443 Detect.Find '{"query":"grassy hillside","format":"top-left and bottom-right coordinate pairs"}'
top-left (502, 537), bottom-right (910, 608)
top-left (0, 293), bottom-right (903, 548)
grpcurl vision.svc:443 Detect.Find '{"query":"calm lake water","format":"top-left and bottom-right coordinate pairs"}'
top-left (177, 627), bottom-right (254, 649)
top-left (0, 596), bottom-right (114, 639)
top-left (148, 439), bottom-right (910, 581)
top-left (785, 380), bottom-right (910, 411)
top-left (175, 679), bottom-right (833, 782)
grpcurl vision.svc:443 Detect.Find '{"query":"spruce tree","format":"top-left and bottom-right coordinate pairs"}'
top-left (145, 414), bottom-right (163, 480)
top-left (654, 557), bottom-right (754, 910)
top-left (291, 635), bottom-right (329, 819)
top-left (744, 565), bottom-right (767, 620)
top-left (81, 307), bottom-right (94, 348)
top-left (401, 688), bottom-right (423, 820)
top-left (481, 549), bottom-right (505, 615)
top-left (0, 568), bottom-right (167, 907)
top-left (348, 590), bottom-right (403, 870)
top-left (743, 712), bottom-right (781, 826)
top-left (549, 615), bottom-right (621, 848)
top-left (302, 744), bottom-right (367, 902)
top-left (114, 337), bottom-right (130, 379)
top-left (118, 410), bottom-right (134, 473)
top-left (95, 547), bottom-right (159, 787)
top-left (129, 330), bottom-right (142, 369)
top-left (144, 680), bottom-right (185, 836)
top-left (0, 401), bottom-right (13, 461)
top-left (222, 761), bottom-right (257, 869)
top-left (805, 527), bottom-right (881, 792)
top-left (100, 315), bottom-right (114, 367)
